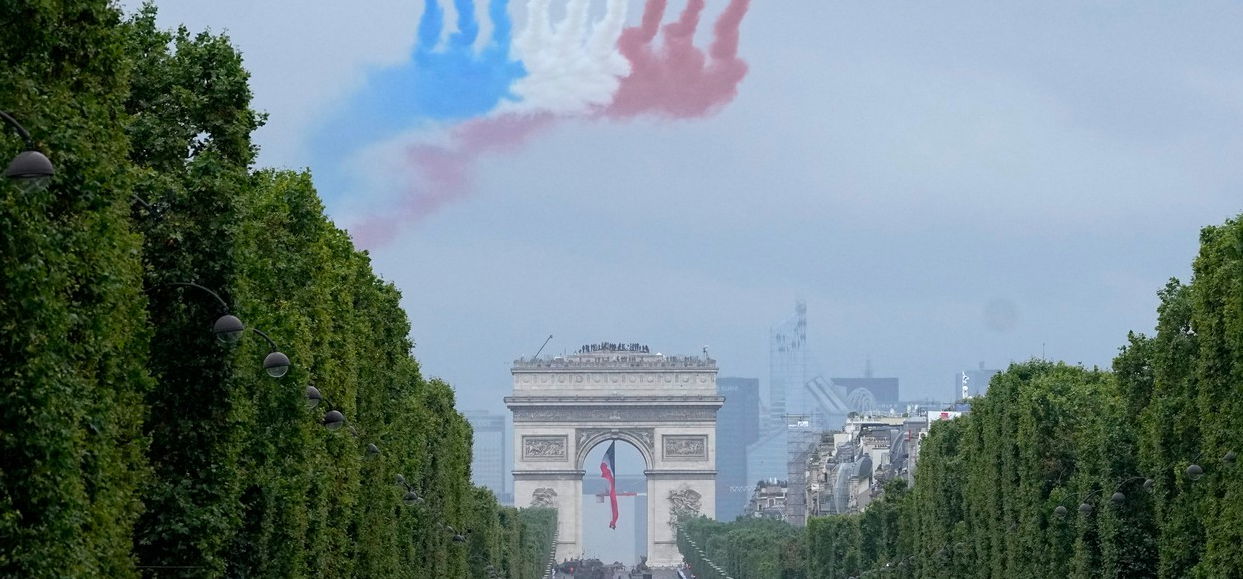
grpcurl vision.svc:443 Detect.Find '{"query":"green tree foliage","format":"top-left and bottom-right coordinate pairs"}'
top-left (681, 517), bottom-right (805, 579)
top-left (0, 1), bottom-right (153, 576)
top-left (122, 7), bottom-right (263, 573)
top-left (2, 2), bottom-right (555, 577)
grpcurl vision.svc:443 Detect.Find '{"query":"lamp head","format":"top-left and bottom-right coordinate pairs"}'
top-left (263, 351), bottom-right (290, 378)
top-left (305, 385), bottom-right (322, 409)
top-left (1187, 464), bottom-right (1204, 481)
top-left (323, 409), bottom-right (346, 430)
top-left (213, 314), bottom-right (245, 343)
top-left (5, 150), bottom-right (54, 192)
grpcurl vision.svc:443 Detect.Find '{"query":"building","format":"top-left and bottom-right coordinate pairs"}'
top-left (746, 428), bottom-right (787, 490)
top-left (715, 377), bottom-right (761, 521)
top-left (956, 362), bottom-right (1001, 400)
top-left (464, 410), bottom-right (507, 502)
top-left (804, 414), bottom-right (930, 518)
top-left (785, 413), bottom-right (818, 526)
top-left (831, 359), bottom-right (901, 413)
top-left (506, 343), bottom-right (722, 566)
top-left (830, 377), bottom-right (899, 410)
top-left (744, 479), bottom-right (789, 520)
top-left (769, 302), bottom-right (809, 429)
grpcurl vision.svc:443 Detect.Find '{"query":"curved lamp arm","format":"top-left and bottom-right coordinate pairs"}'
top-left (1053, 449), bottom-right (1237, 518)
top-left (1, 111), bottom-right (34, 145)
top-left (249, 327), bottom-right (279, 351)
top-left (247, 328), bottom-right (290, 378)
top-left (164, 282), bottom-right (231, 313)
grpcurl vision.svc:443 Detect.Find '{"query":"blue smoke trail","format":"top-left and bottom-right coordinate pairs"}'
top-left (311, 0), bottom-right (525, 201)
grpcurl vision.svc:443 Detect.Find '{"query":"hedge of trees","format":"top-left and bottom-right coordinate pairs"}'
top-left (1, 2), bottom-right (554, 577)
top-left (680, 214), bottom-right (1243, 578)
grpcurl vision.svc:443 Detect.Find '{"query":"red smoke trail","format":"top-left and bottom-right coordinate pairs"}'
top-left (351, 113), bottom-right (553, 248)
top-left (606, 0), bottom-right (751, 118)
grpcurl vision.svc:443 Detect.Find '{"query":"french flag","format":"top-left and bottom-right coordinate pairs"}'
top-left (601, 440), bottom-right (619, 529)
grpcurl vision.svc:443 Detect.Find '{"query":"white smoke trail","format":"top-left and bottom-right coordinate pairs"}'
top-left (506, 0), bottom-right (630, 115)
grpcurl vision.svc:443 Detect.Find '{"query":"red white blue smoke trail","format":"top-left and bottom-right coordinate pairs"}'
top-left (325, 0), bottom-right (752, 247)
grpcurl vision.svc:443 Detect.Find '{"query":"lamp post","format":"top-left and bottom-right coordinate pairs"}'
top-left (305, 387), bottom-right (380, 458)
top-left (306, 386), bottom-right (347, 430)
top-left (1, 111), bottom-right (54, 193)
top-left (249, 327), bottom-right (289, 378)
top-left (1053, 450), bottom-right (1236, 518)
top-left (395, 474), bottom-right (423, 506)
top-left (163, 282), bottom-right (290, 375)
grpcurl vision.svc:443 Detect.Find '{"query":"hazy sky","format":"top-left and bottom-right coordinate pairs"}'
top-left (122, 0), bottom-right (1243, 413)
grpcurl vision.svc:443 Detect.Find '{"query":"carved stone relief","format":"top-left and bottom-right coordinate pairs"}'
top-left (667, 485), bottom-right (703, 527)
top-left (522, 435), bottom-right (568, 461)
top-left (531, 487), bottom-right (557, 508)
top-left (663, 435), bottom-right (708, 460)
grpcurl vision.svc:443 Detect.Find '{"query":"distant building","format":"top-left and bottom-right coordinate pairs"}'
top-left (745, 479), bottom-right (789, 520)
top-left (832, 358), bottom-right (901, 412)
top-left (805, 414), bottom-right (930, 519)
top-left (464, 410), bottom-right (507, 501)
top-left (956, 362), bottom-right (1001, 400)
top-left (830, 377), bottom-right (899, 410)
top-left (716, 377), bottom-right (761, 521)
top-left (746, 428), bottom-right (787, 489)
top-left (769, 302), bottom-right (809, 429)
top-left (785, 413), bottom-right (818, 526)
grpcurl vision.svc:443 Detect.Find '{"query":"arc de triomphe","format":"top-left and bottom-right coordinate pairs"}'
top-left (506, 344), bottom-right (722, 567)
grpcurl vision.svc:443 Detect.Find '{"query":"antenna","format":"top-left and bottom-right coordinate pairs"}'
top-left (534, 334), bottom-right (553, 359)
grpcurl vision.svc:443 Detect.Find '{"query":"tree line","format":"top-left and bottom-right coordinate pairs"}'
top-left (681, 215), bottom-right (1243, 578)
top-left (0, 2), bottom-right (553, 577)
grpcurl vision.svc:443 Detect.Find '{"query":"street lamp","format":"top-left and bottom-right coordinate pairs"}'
top-left (162, 282), bottom-right (291, 375)
top-left (165, 282), bottom-right (246, 343)
top-left (213, 314), bottom-right (245, 343)
top-left (1054, 451), bottom-right (1236, 518)
top-left (323, 409), bottom-right (346, 430)
top-left (1, 111), bottom-right (54, 193)
top-left (305, 385), bottom-right (323, 409)
top-left (396, 474), bottom-right (423, 505)
top-left (305, 387), bottom-right (348, 430)
top-left (249, 327), bottom-right (290, 378)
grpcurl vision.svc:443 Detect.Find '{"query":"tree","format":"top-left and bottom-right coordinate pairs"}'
top-left (1, 1), bottom-right (152, 576)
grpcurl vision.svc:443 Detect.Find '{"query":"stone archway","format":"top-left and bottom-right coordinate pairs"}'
top-left (507, 345), bottom-right (722, 567)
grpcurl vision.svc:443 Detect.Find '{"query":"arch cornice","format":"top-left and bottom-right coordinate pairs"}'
top-left (574, 428), bottom-right (655, 471)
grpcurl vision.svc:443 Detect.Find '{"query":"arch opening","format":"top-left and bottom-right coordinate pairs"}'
top-left (580, 438), bottom-right (649, 568)
top-left (574, 430), bottom-right (654, 472)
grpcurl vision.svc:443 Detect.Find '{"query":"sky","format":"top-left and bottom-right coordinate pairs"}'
top-left (120, 0), bottom-right (1243, 415)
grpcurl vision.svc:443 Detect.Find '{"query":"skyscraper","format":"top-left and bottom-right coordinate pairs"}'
top-left (769, 302), bottom-right (808, 429)
top-left (716, 377), bottom-right (760, 521)
top-left (464, 410), bottom-right (507, 503)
